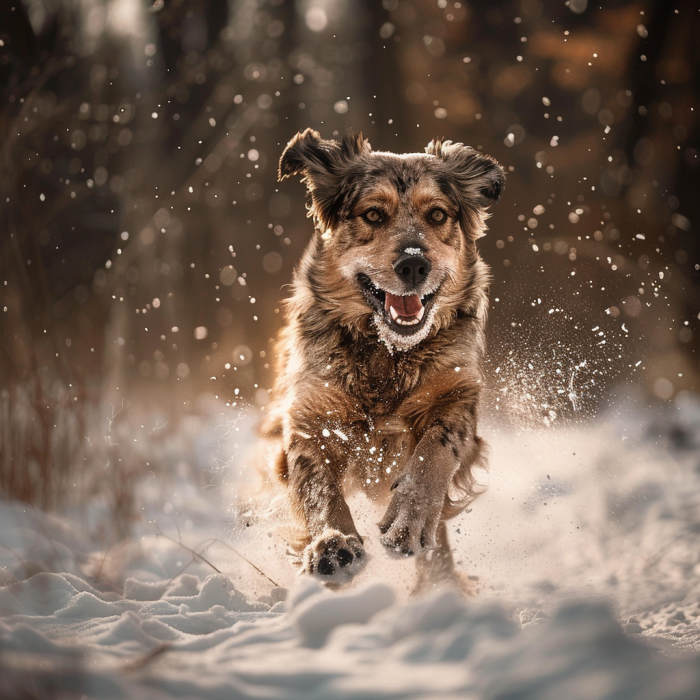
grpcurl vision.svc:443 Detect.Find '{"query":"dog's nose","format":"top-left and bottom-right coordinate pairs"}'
top-left (393, 255), bottom-right (431, 287)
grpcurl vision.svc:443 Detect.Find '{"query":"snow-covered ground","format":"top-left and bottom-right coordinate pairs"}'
top-left (2, 391), bottom-right (700, 699)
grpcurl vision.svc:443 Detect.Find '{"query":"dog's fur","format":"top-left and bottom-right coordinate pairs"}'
top-left (260, 129), bottom-right (504, 590)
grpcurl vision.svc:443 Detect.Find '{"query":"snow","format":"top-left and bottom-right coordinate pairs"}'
top-left (2, 393), bottom-right (700, 698)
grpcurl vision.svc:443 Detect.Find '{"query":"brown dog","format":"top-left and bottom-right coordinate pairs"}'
top-left (260, 129), bottom-right (504, 590)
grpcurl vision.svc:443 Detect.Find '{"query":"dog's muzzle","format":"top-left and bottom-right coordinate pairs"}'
top-left (357, 272), bottom-right (439, 336)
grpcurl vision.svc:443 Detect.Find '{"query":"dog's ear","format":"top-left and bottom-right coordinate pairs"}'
top-left (279, 128), bottom-right (334, 180)
top-left (426, 139), bottom-right (505, 239)
top-left (279, 129), bottom-right (372, 229)
top-left (426, 139), bottom-right (505, 207)
top-left (279, 129), bottom-right (370, 179)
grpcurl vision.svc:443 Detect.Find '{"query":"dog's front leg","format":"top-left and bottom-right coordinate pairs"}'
top-left (378, 401), bottom-right (481, 556)
top-left (285, 431), bottom-right (365, 578)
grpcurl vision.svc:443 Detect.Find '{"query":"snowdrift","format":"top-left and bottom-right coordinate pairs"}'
top-left (2, 394), bottom-right (700, 699)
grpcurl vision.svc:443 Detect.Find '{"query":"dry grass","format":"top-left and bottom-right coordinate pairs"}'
top-left (0, 371), bottom-right (90, 510)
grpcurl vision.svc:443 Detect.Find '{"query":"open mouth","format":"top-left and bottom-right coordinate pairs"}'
top-left (357, 274), bottom-right (438, 336)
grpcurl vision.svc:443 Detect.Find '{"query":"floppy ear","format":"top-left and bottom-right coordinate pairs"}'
top-left (426, 139), bottom-right (505, 237)
top-left (279, 129), bottom-right (372, 229)
top-left (278, 128), bottom-right (339, 181)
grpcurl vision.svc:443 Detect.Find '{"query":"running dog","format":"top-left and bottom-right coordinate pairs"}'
top-left (260, 129), bottom-right (504, 591)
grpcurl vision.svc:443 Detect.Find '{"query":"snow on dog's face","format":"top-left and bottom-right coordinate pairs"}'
top-left (279, 129), bottom-right (504, 351)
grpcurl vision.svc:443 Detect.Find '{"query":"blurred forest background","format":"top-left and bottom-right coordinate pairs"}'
top-left (1, 0), bottom-right (698, 530)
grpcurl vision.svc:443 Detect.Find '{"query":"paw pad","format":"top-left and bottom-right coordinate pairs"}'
top-left (302, 531), bottom-right (366, 579)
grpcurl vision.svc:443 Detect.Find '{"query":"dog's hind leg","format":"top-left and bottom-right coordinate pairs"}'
top-left (412, 521), bottom-right (475, 597)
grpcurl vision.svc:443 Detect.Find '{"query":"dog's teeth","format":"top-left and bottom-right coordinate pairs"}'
top-left (392, 315), bottom-right (421, 327)
top-left (389, 306), bottom-right (399, 321)
top-left (416, 306), bottom-right (425, 321)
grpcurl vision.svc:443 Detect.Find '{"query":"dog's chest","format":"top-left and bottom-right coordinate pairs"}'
top-left (343, 414), bottom-right (414, 494)
top-left (344, 342), bottom-right (422, 414)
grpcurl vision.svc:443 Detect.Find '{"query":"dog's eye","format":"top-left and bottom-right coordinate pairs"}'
top-left (430, 208), bottom-right (446, 223)
top-left (363, 209), bottom-right (382, 223)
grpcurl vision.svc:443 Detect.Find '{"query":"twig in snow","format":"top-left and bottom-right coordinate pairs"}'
top-left (170, 515), bottom-right (182, 544)
top-left (165, 557), bottom-right (197, 586)
top-left (207, 537), bottom-right (280, 588)
top-left (155, 525), bottom-right (280, 588)
top-left (155, 528), bottom-right (222, 574)
top-left (122, 643), bottom-right (171, 672)
top-left (0, 540), bottom-right (28, 567)
top-left (92, 535), bottom-right (113, 585)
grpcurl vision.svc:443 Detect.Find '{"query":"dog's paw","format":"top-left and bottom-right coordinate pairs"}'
top-left (378, 484), bottom-right (442, 556)
top-left (302, 530), bottom-right (366, 578)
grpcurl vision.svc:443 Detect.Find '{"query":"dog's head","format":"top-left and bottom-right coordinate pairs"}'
top-left (279, 129), bottom-right (504, 351)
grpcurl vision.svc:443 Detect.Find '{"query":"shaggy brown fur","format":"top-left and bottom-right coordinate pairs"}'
top-left (260, 129), bottom-right (504, 590)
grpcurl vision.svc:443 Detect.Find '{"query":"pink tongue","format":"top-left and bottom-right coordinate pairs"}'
top-left (385, 292), bottom-right (423, 317)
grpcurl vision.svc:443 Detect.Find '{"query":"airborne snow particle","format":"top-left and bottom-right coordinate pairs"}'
top-left (653, 378), bottom-right (673, 400)
top-left (306, 7), bottom-right (327, 31)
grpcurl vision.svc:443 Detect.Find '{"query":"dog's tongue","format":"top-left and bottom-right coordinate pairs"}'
top-left (385, 292), bottom-right (423, 317)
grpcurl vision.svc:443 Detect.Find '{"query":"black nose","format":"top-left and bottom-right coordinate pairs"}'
top-left (393, 255), bottom-right (431, 287)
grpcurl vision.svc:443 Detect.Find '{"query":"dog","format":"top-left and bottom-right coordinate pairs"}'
top-left (260, 129), bottom-right (504, 591)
